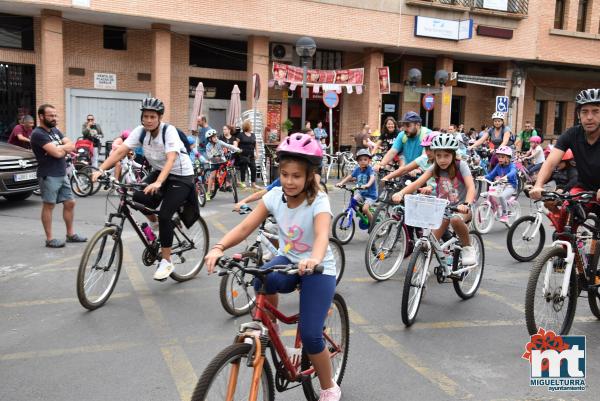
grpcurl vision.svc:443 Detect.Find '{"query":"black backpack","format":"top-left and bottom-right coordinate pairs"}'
top-left (140, 124), bottom-right (192, 154)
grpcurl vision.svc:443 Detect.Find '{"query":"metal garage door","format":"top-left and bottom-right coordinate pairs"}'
top-left (66, 89), bottom-right (149, 141)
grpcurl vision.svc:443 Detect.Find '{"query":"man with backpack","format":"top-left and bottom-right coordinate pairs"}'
top-left (93, 97), bottom-right (196, 281)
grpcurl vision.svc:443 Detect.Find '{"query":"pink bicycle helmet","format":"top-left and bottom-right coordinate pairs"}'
top-left (277, 133), bottom-right (323, 166)
top-left (496, 146), bottom-right (513, 157)
top-left (529, 135), bottom-right (542, 144)
top-left (121, 129), bottom-right (131, 140)
top-left (420, 131), bottom-right (440, 147)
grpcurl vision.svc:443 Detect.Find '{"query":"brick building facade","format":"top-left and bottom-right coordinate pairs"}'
top-left (1, 0), bottom-right (599, 146)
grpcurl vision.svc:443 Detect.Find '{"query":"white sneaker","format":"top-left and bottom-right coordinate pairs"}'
top-left (319, 382), bottom-right (341, 401)
top-left (154, 259), bottom-right (175, 280)
top-left (461, 246), bottom-right (477, 267)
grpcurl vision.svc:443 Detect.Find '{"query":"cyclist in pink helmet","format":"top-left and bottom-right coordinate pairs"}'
top-left (382, 131), bottom-right (439, 194)
top-left (522, 135), bottom-right (545, 176)
top-left (205, 133), bottom-right (342, 401)
top-left (484, 145), bottom-right (518, 223)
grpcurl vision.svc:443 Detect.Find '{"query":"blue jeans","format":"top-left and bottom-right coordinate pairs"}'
top-left (253, 255), bottom-right (336, 354)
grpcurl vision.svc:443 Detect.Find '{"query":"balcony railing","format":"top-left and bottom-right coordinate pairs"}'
top-left (406, 0), bottom-right (529, 16)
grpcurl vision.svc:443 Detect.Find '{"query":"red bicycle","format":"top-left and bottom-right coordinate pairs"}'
top-left (208, 153), bottom-right (239, 203)
top-left (192, 255), bottom-right (349, 401)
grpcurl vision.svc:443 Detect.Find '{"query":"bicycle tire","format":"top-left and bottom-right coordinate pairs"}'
top-left (169, 215), bottom-right (209, 282)
top-left (328, 237), bottom-right (345, 285)
top-left (506, 215), bottom-right (545, 262)
top-left (401, 243), bottom-right (429, 327)
top-left (191, 342), bottom-right (275, 401)
top-left (76, 226), bottom-right (123, 310)
top-left (525, 246), bottom-right (578, 336)
top-left (365, 218), bottom-right (407, 281)
top-left (332, 212), bottom-right (355, 245)
top-left (81, 166), bottom-right (102, 195)
top-left (230, 170), bottom-right (239, 203)
top-left (70, 173), bottom-right (93, 197)
top-left (516, 174), bottom-right (525, 198)
top-left (368, 202), bottom-right (388, 234)
top-left (219, 247), bottom-right (258, 316)
top-left (196, 180), bottom-right (206, 207)
top-left (301, 293), bottom-right (350, 401)
top-left (452, 231), bottom-right (485, 299)
top-left (473, 203), bottom-right (494, 234)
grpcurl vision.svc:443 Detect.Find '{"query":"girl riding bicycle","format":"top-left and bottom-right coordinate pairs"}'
top-left (484, 146), bottom-right (518, 223)
top-left (391, 133), bottom-right (478, 266)
top-left (205, 133), bottom-right (341, 401)
top-left (205, 129), bottom-right (240, 197)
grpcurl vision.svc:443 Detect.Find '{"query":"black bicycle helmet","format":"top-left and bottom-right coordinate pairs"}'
top-left (140, 97), bottom-right (165, 114)
top-left (575, 89), bottom-right (600, 106)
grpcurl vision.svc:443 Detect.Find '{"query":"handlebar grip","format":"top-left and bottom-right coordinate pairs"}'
top-left (313, 264), bottom-right (324, 274)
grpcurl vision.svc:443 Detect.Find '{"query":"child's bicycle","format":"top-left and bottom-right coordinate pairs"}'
top-left (514, 154), bottom-right (537, 198)
top-left (472, 177), bottom-right (521, 234)
top-left (219, 207), bottom-right (346, 316)
top-left (192, 256), bottom-right (349, 401)
top-left (332, 185), bottom-right (377, 244)
top-left (400, 195), bottom-right (485, 326)
top-left (207, 153), bottom-right (239, 203)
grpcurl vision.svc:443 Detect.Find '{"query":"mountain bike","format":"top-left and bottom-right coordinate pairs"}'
top-left (525, 190), bottom-right (600, 335)
top-left (208, 153), bottom-right (238, 203)
top-left (473, 178), bottom-right (521, 234)
top-left (332, 185), bottom-right (379, 244)
top-left (192, 256), bottom-right (349, 401)
top-left (220, 208), bottom-right (346, 316)
top-left (401, 195), bottom-right (485, 327)
top-left (76, 177), bottom-right (209, 310)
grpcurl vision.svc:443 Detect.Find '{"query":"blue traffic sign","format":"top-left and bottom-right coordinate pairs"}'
top-left (496, 96), bottom-right (509, 113)
top-left (323, 91), bottom-right (339, 109)
top-left (422, 94), bottom-right (435, 111)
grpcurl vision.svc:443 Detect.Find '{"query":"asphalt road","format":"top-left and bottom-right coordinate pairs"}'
top-left (1, 184), bottom-right (599, 401)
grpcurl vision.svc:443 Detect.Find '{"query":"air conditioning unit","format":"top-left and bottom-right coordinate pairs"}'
top-left (270, 43), bottom-right (293, 63)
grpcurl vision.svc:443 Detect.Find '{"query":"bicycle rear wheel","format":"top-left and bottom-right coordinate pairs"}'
top-left (301, 293), bottom-right (350, 401)
top-left (169, 215), bottom-right (209, 282)
top-left (453, 231), bottom-right (485, 299)
top-left (191, 342), bottom-right (275, 401)
top-left (401, 243), bottom-right (429, 327)
top-left (196, 179), bottom-right (206, 207)
top-left (365, 218), bottom-right (407, 281)
top-left (525, 246), bottom-right (578, 336)
top-left (506, 215), bottom-right (545, 262)
top-left (76, 227), bottom-right (123, 310)
top-left (328, 237), bottom-right (345, 285)
top-left (229, 170), bottom-right (239, 203)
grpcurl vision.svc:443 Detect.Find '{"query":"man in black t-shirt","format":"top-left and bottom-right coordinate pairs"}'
top-left (531, 89), bottom-right (600, 201)
top-left (30, 104), bottom-right (87, 248)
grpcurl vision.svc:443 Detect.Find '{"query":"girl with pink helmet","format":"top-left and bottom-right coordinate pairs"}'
top-left (204, 133), bottom-right (342, 401)
top-left (522, 135), bottom-right (545, 176)
top-left (484, 145), bottom-right (518, 223)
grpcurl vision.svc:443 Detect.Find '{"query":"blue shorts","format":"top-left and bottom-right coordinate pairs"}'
top-left (253, 255), bottom-right (336, 354)
top-left (40, 175), bottom-right (73, 204)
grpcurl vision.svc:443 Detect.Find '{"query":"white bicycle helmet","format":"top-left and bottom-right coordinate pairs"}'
top-left (575, 88), bottom-right (600, 106)
top-left (491, 112), bottom-right (505, 120)
top-left (205, 129), bottom-right (218, 140)
top-left (430, 133), bottom-right (459, 150)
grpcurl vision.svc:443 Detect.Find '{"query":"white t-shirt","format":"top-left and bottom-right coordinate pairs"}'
top-left (262, 187), bottom-right (336, 276)
top-left (124, 123), bottom-right (194, 176)
top-left (532, 146), bottom-right (545, 165)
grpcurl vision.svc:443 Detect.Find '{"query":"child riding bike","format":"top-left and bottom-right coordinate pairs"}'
top-left (392, 132), bottom-right (478, 267)
top-left (484, 146), bottom-right (518, 223)
top-left (204, 133), bottom-right (341, 401)
top-left (521, 135), bottom-right (545, 175)
top-left (335, 148), bottom-right (377, 224)
top-left (205, 128), bottom-right (240, 197)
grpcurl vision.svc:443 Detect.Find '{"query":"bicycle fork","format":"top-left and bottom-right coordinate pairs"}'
top-left (544, 240), bottom-right (575, 298)
top-left (228, 322), bottom-right (269, 401)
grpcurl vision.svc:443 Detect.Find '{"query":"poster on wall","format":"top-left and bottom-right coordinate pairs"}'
top-left (267, 100), bottom-right (282, 143)
top-left (378, 67), bottom-right (390, 94)
top-left (271, 63), bottom-right (364, 94)
top-left (334, 68), bottom-right (364, 85)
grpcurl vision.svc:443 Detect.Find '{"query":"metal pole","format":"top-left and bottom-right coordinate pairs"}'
top-left (329, 107), bottom-right (334, 154)
top-left (301, 59), bottom-right (307, 129)
top-left (425, 111), bottom-right (429, 129)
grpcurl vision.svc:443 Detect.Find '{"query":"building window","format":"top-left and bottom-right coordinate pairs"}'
top-left (577, 0), bottom-right (588, 32)
top-left (535, 100), bottom-right (546, 133)
top-left (103, 26), bottom-right (127, 50)
top-left (554, 101), bottom-right (566, 135)
top-left (189, 37), bottom-right (247, 71)
top-left (384, 54), bottom-right (402, 83)
top-left (554, 0), bottom-right (565, 29)
top-left (0, 13), bottom-right (34, 50)
top-left (313, 50), bottom-right (342, 70)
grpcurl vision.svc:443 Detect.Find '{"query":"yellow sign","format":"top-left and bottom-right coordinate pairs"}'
top-left (443, 93), bottom-right (451, 105)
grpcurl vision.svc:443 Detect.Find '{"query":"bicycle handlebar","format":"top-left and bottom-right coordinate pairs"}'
top-left (217, 256), bottom-right (324, 277)
top-left (98, 175), bottom-right (147, 191)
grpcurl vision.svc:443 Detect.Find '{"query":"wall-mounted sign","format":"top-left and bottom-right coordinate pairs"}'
top-left (384, 104), bottom-right (396, 113)
top-left (414, 16), bottom-right (473, 41)
top-left (378, 67), bottom-right (390, 95)
top-left (93, 73), bottom-right (116, 90)
top-left (72, 0), bottom-right (90, 7)
top-left (483, 0), bottom-right (508, 12)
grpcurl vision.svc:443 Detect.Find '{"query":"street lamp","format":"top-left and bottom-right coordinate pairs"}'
top-left (296, 36), bottom-right (317, 129)
top-left (405, 68), bottom-right (449, 128)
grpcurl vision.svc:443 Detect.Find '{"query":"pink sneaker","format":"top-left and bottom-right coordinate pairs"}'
top-left (499, 214), bottom-right (509, 223)
top-left (319, 382), bottom-right (341, 401)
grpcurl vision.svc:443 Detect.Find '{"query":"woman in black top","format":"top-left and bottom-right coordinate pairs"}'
top-left (236, 120), bottom-right (259, 189)
top-left (380, 116), bottom-right (400, 152)
top-left (221, 125), bottom-right (237, 146)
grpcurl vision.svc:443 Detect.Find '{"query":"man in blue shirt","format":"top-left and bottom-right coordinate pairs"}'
top-left (196, 115), bottom-right (213, 156)
top-left (374, 111), bottom-right (430, 172)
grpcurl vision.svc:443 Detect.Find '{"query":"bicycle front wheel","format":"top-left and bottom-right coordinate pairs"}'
top-left (401, 243), bottom-right (430, 326)
top-left (229, 170), bottom-right (239, 203)
top-left (76, 227), bottom-right (123, 310)
top-left (453, 231), bottom-right (485, 299)
top-left (506, 215), bottom-right (545, 262)
top-left (191, 342), bottom-right (275, 401)
top-left (301, 293), bottom-right (350, 401)
top-left (169, 215), bottom-right (209, 282)
top-left (365, 218), bottom-right (407, 281)
top-left (70, 173), bottom-right (93, 197)
top-left (219, 247), bottom-right (258, 316)
top-left (473, 203), bottom-right (494, 234)
top-left (332, 212), bottom-right (355, 245)
top-left (328, 237), bottom-right (346, 285)
top-left (196, 180), bottom-right (206, 207)
top-left (525, 246), bottom-right (578, 336)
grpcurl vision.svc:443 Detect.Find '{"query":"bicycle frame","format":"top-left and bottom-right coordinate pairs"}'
top-left (415, 228), bottom-right (474, 279)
